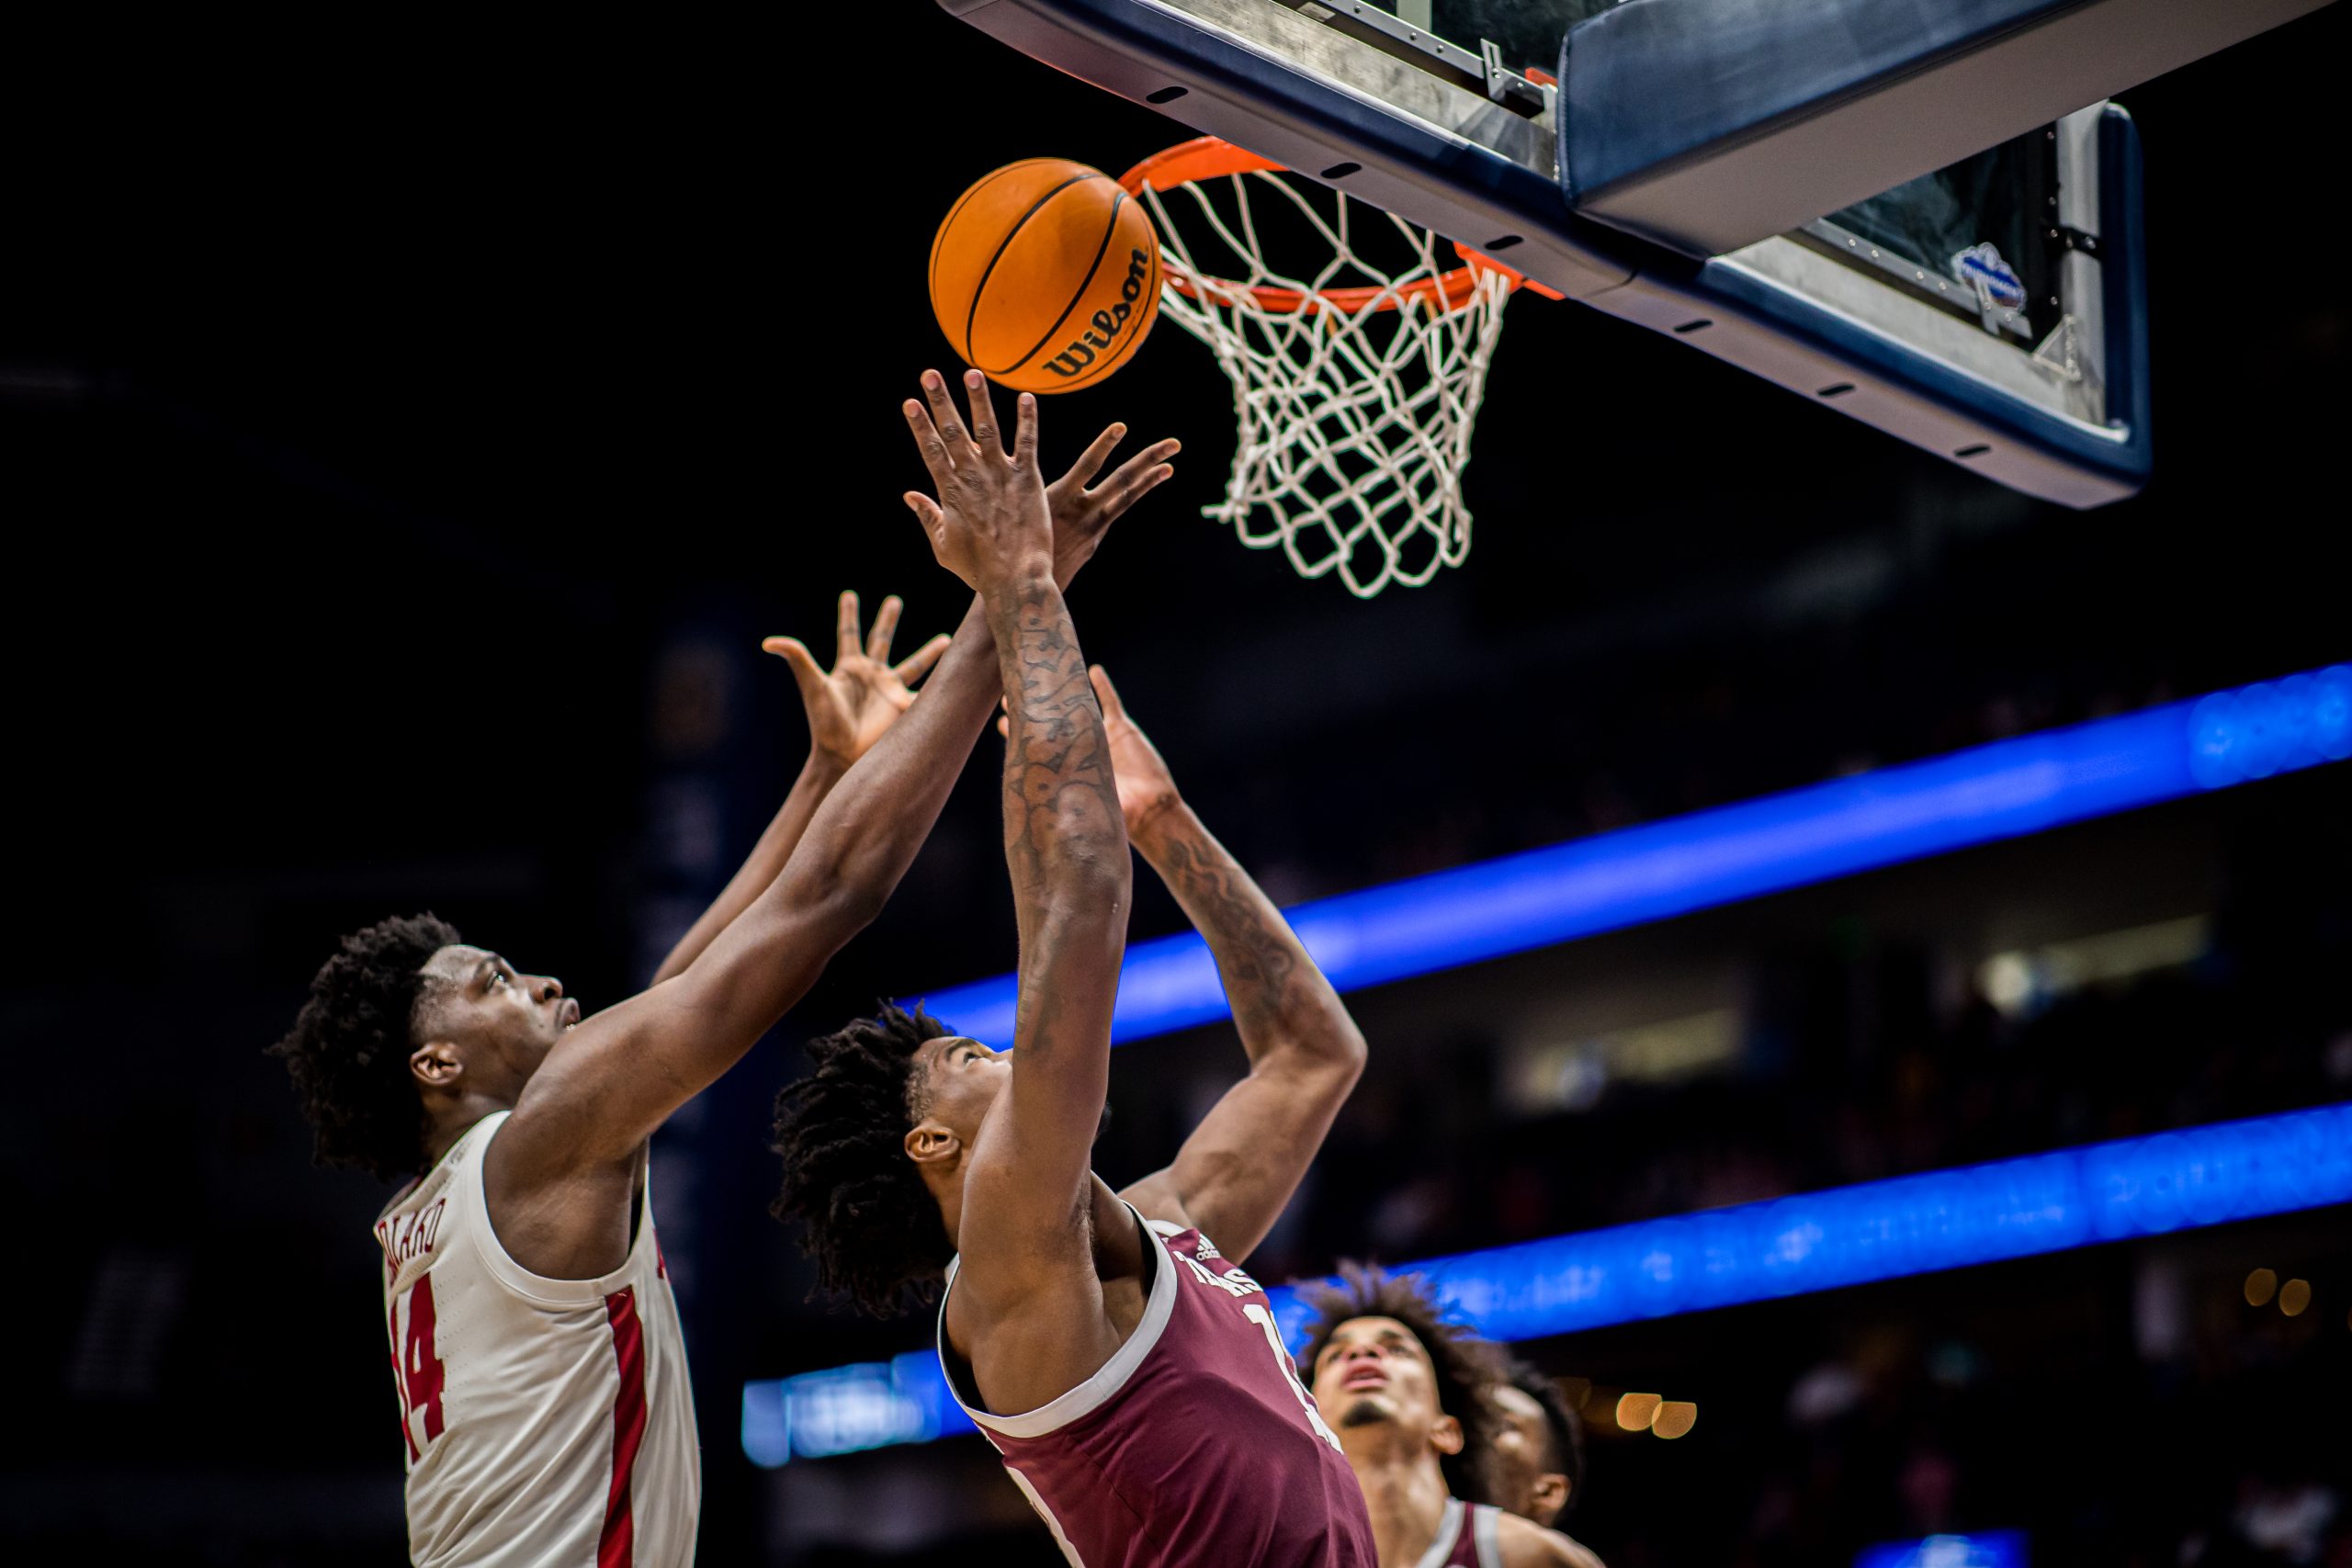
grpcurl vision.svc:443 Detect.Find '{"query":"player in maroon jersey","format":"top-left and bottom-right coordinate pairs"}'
top-left (771, 373), bottom-right (1376, 1567)
top-left (1301, 1266), bottom-right (1605, 1568)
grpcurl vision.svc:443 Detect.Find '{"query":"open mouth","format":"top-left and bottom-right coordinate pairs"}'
top-left (1341, 1366), bottom-right (1389, 1393)
top-left (559, 998), bottom-right (582, 1031)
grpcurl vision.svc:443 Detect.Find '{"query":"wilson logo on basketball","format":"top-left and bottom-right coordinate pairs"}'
top-left (1044, 249), bottom-right (1152, 380)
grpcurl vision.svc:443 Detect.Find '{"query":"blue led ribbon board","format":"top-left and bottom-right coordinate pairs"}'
top-left (744, 1100), bottom-right (2352, 1464)
top-left (1262, 1101), bottom-right (2352, 1348)
top-left (1855, 1531), bottom-right (2029, 1568)
top-left (741, 1350), bottom-right (976, 1466)
top-left (914, 665), bottom-right (2350, 1049)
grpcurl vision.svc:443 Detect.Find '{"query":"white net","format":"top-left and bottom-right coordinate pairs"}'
top-left (1137, 163), bottom-right (1518, 597)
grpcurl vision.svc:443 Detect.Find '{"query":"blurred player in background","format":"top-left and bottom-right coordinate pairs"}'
top-left (1483, 1354), bottom-right (1588, 1532)
top-left (1302, 1267), bottom-right (1604, 1568)
top-left (266, 371), bottom-right (1174, 1568)
top-left (772, 373), bottom-right (1374, 1565)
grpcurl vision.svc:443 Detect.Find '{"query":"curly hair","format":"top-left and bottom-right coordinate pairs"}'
top-left (267, 912), bottom-right (461, 1182)
top-left (1498, 1351), bottom-right (1586, 1518)
top-left (1296, 1261), bottom-right (1506, 1501)
top-left (770, 1002), bottom-right (956, 1318)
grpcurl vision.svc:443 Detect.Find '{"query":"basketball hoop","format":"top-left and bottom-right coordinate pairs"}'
top-left (1119, 137), bottom-right (1553, 597)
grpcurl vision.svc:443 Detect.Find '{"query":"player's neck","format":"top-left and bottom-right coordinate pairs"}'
top-left (1342, 1437), bottom-right (1452, 1568)
top-left (420, 1090), bottom-right (516, 1170)
top-left (933, 1170), bottom-right (967, 1254)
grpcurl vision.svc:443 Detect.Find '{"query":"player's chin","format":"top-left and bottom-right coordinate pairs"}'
top-left (1092, 1101), bottom-right (1113, 1147)
top-left (1337, 1395), bottom-right (1392, 1428)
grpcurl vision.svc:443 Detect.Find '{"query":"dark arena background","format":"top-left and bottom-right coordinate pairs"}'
top-left (5, 7), bottom-right (2347, 1564)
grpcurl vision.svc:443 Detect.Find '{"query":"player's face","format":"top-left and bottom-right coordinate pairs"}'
top-left (418, 944), bottom-right (580, 1095)
top-left (908, 1035), bottom-right (1109, 1165)
top-left (914, 1035), bottom-right (1011, 1143)
top-left (1309, 1316), bottom-right (1446, 1442)
top-left (1486, 1383), bottom-right (1568, 1526)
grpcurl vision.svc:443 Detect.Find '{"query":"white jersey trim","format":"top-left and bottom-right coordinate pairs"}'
top-left (938, 1200), bottom-right (1177, 1440)
top-left (1413, 1497), bottom-right (1468, 1568)
top-left (1005, 1466), bottom-right (1088, 1567)
top-left (453, 1111), bottom-right (661, 1309)
top-left (1472, 1500), bottom-right (1505, 1568)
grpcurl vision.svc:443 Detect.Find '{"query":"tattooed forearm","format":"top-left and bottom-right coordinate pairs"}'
top-left (1136, 805), bottom-right (1363, 1070)
top-left (986, 574), bottom-right (1129, 987)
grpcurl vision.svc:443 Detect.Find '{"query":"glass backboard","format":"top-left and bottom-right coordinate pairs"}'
top-left (940, 0), bottom-right (2195, 505)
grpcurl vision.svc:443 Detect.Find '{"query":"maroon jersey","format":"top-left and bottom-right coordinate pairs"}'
top-left (938, 1205), bottom-right (1376, 1567)
top-left (1419, 1498), bottom-right (1504, 1568)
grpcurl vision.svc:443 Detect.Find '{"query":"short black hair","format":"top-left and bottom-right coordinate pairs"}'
top-left (769, 1003), bottom-right (956, 1318)
top-left (1498, 1351), bottom-right (1586, 1518)
top-left (1296, 1261), bottom-right (1505, 1501)
top-left (267, 912), bottom-right (461, 1182)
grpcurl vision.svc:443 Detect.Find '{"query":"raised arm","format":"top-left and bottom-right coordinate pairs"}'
top-left (650, 591), bottom-right (949, 986)
top-left (503, 373), bottom-right (1171, 1179)
top-left (1101, 668), bottom-right (1367, 1260)
top-left (653, 404), bottom-right (1172, 990)
top-left (502, 589), bottom-right (1003, 1176)
top-left (914, 378), bottom-right (1132, 1283)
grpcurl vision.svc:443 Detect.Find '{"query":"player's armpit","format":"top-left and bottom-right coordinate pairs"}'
top-left (1112, 1169), bottom-right (1194, 1234)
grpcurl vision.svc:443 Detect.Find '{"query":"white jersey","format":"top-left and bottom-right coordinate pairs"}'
top-left (375, 1111), bottom-right (699, 1567)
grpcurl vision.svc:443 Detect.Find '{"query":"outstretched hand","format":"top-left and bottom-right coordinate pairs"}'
top-left (763, 590), bottom-right (952, 769)
top-left (902, 369), bottom-right (1054, 593)
top-left (903, 368), bottom-right (1178, 592)
top-left (1046, 423), bottom-right (1180, 589)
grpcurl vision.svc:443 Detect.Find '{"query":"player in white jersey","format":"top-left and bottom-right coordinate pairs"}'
top-left (270, 374), bottom-right (1176, 1567)
top-left (373, 1102), bottom-right (697, 1564)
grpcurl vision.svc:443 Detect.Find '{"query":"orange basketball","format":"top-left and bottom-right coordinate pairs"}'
top-left (929, 158), bottom-right (1162, 394)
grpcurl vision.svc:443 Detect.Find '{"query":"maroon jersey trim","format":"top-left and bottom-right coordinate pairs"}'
top-left (935, 1201), bottom-right (1180, 1440)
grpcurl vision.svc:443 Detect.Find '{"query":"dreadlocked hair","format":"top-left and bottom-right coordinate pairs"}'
top-left (1296, 1261), bottom-right (1508, 1503)
top-left (770, 1002), bottom-right (956, 1318)
top-left (1498, 1350), bottom-right (1587, 1517)
top-left (267, 912), bottom-right (461, 1182)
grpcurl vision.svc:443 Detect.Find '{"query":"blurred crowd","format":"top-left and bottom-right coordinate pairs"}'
top-left (1250, 886), bottom-right (2352, 1567)
top-left (1291, 907), bottom-right (2351, 1268)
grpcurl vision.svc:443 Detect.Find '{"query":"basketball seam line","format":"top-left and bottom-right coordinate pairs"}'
top-left (1001, 190), bottom-right (1126, 378)
top-left (963, 172), bottom-right (1101, 367)
top-left (931, 158), bottom-right (1053, 302)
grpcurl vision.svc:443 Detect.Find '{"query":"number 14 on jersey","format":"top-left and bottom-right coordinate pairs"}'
top-left (390, 1275), bottom-right (447, 1461)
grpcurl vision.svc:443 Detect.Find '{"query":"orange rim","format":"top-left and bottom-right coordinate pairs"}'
top-left (1117, 136), bottom-right (1535, 316)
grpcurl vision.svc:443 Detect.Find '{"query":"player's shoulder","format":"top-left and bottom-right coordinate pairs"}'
top-left (1493, 1508), bottom-right (1606, 1568)
top-left (1115, 1171), bottom-right (1194, 1237)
